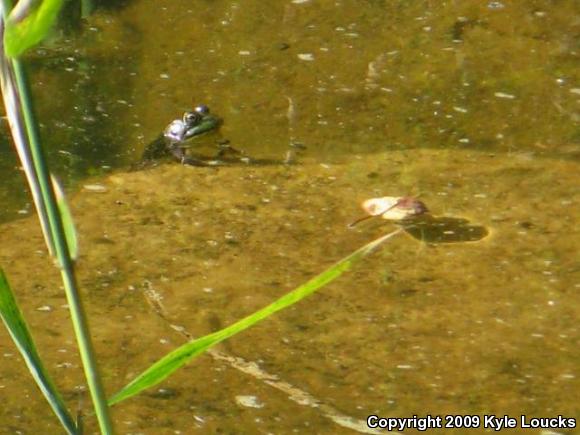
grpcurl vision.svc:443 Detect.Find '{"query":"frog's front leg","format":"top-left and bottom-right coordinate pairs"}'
top-left (169, 142), bottom-right (218, 167)
top-left (168, 142), bottom-right (186, 162)
top-left (215, 139), bottom-right (242, 157)
top-left (168, 143), bottom-right (200, 166)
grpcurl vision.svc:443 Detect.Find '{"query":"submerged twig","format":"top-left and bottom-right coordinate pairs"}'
top-left (144, 282), bottom-right (386, 434)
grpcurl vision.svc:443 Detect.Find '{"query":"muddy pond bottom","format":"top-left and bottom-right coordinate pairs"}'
top-left (0, 149), bottom-right (577, 434)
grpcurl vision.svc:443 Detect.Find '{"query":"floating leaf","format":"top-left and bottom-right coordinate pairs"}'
top-left (349, 196), bottom-right (428, 227)
top-left (362, 196), bottom-right (428, 220)
top-left (109, 229), bottom-right (402, 405)
top-left (0, 269), bottom-right (78, 434)
top-left (4, 0), bottom-right (65, 58)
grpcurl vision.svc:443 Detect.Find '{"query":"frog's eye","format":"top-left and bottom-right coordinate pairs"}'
top-left (194, 104), bottom-right (210, 116)
top-left (183, 111), bottom-right (201, 125)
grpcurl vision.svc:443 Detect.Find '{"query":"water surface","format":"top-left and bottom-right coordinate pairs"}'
top-left (0, 1), bottom-right (578, 433)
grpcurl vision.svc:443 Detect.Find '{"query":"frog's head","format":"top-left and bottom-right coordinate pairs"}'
top-left (182, 105), bottom-right (210, 127)
top-left (183, 105), bottom-right (221, 140)
top-left (163, 105), bottom-right (220, 144)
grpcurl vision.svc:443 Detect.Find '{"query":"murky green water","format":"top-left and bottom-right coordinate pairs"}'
top-left (2, 0), bottom-right (578, 221)
top-left (0, 1), bottom-right (578, 433)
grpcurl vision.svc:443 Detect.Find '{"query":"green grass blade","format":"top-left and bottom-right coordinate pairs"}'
top-left (109, 229), bottom-right (403, 405)
top-left (1, 9), bottom-right (114, 431)
top-left (51, 175), bottom-right (78, 261)
top-left (0, 27), bottom-right (56, 257)
top-left (0, 268), bottom-right (78, 434)
top-left (4, 0), bottom-right (65, 58)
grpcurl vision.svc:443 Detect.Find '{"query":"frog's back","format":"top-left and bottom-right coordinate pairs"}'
top-left (141, 134), bottom-right (169, 161)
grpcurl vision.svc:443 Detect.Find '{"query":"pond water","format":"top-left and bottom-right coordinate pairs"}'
top-left (0, 0), bottom-right (578, 434)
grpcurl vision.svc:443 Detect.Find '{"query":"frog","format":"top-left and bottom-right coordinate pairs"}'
top-left (141, 104), bottom-right (242, 166)
top-left (139, 104), bottom-right (304, 168)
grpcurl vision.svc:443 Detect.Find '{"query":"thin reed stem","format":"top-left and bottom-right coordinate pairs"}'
top-left (0, 2), bottom-right (114, 433)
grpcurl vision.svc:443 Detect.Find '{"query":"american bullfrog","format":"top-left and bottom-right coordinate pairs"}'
top-left (141, 104), bottom-right (239, 166)
top-left (140, 104), bottom-right (303, 167)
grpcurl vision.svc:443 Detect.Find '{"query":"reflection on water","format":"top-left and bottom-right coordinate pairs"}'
top-left (0, 0), bottom-right (578, 433)
top-left (403, 216), bottom-right (489, 243)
